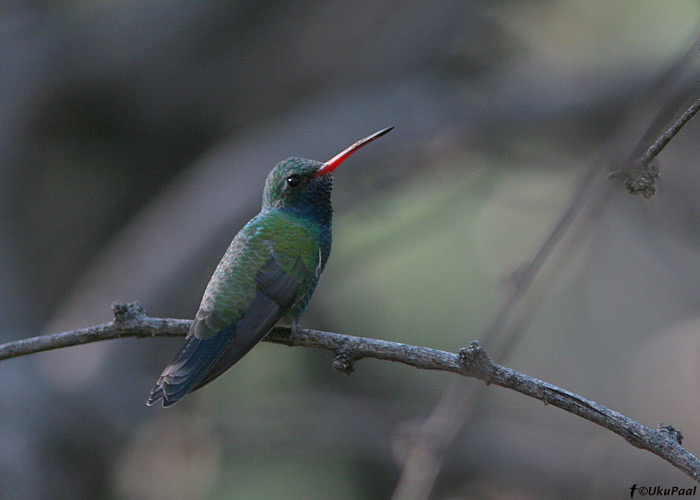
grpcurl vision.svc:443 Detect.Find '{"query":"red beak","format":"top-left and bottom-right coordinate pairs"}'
top-left (316, 126), bottom-right (393, 177)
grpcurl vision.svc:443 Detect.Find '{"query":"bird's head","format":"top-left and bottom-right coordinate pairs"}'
top-left (262, 127), bottom-right (393, 222)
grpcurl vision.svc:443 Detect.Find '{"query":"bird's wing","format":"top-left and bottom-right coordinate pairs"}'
top-left (147, 215), bottom-right (319, 407)
top-left (187, 255), bottom-right (310, 392)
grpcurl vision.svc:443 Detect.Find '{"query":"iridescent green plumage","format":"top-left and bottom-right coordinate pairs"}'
top-left (197, 208), bottom-right (327, 337)
top-left (147, 128), bottom-right (392, 407)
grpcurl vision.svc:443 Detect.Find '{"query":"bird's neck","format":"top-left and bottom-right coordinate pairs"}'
top-left (264, 182), bottom-right (334, 229)
top-left (276, 201), bottom-right (333, 229)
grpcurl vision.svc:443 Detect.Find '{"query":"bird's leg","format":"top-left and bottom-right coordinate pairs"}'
top-left (288, 321), bottom-right (299, 346)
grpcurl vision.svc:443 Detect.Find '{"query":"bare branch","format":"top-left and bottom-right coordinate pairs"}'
top-left (639, 96), bottom-right (700, 166)
top-left (1, 302), bottom-right (699, 482)
top-left (0, 302), bottom-right (189, 361)
top-left (609, 96), bottom-right (700, 198)
top-left (393, 58), bottom-right (700, 500)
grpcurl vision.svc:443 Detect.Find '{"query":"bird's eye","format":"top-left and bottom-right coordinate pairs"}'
top-left (286, 175), bottom-right (301, 187)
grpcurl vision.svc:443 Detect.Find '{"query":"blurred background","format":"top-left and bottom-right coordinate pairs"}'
top-left (2, 1), bottom-right (700, 499)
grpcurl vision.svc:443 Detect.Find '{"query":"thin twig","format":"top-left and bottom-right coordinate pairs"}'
top-left (638, 97), bottom-right (700, 166)
top-left (1, 302), bottom-right (698, 482)
top-left (609, 95), bottom-right (700, 198)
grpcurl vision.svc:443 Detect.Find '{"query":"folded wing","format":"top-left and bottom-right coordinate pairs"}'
top-left (147, 254), bottom-right (303, 407)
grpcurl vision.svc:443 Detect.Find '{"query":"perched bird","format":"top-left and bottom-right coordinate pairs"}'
top-left (147, 127), bottom-right (393, 407)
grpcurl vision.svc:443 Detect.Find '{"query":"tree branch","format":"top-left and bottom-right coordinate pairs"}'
top-left (638, 97), bottom-right (700, 166)
top-left (2, 302), bottom-right (699, 482)
top-left (393, 60), bottom-right (700, 499)
top-left (608, 95), bottom-right (700, 198)
top-left (0, 302), bottom-right (189, 361)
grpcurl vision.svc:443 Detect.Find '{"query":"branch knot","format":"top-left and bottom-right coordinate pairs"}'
top-left (609, 161), bottom-right (660, 199)
top-left (112, 301), bottom-right (147, 323)
top-left (333, 349), bottom-right (356, 375)
top-left (658, 423), bottom-right (684, 445)
top-left (458, 341), bottom-right (489, 368)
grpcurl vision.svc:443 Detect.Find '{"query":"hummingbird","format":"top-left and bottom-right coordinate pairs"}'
top-left (147, 127), bottom-right (393, 407)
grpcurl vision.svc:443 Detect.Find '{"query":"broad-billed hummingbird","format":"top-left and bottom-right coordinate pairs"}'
top-left (147, 127), bottom-right (393, 407)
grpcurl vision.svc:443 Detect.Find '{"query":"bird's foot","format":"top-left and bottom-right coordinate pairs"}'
top-left (287, 322), bottom-right (299, 346)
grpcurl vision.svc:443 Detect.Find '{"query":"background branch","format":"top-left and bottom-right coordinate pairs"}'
top-left (2, 302), bottom-right (699, 483)
top-left (393, 41), bottom-right (700, 499)
top-left (608, 94), bottom-right (700, 198)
